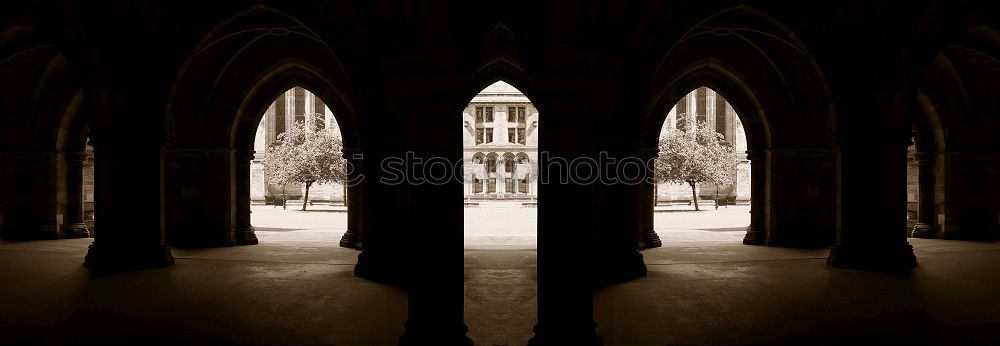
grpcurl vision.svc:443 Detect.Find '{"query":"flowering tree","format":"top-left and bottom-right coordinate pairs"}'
top-left (263, 118), bottom-right (346, 211)
top-left (654, 120), bottom-right (739, 211)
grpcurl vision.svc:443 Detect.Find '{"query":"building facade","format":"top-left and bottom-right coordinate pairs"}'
top-left (462, 81), bottom-right (539, 200)
top-left (657, 87), bottom-right (751, 203)
top-left (250, 87), bottom-right (345, 204)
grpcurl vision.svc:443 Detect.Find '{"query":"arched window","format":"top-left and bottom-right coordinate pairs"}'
top-left (485, 153), bottom-right (498, 194)
top-left (503, 153), bottom-right (516, 194)
top-left (472, 153), bottom-right (485, 193)
top-left (516, 153), bottom-right (530, 194)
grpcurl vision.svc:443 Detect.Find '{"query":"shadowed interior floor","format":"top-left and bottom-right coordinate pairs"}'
top-left (2, 239), bottom-right (1000, 345)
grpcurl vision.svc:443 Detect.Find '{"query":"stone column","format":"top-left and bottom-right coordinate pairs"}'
top-left (164, 148), bottom-right (236, 248)
top-left (911, 151), bottom-right (936, 238)
top-left (766, 148), bottom-right (837, 247)
top-left (639, 147), bottom-right (662, 249)
top-left (742, 149), bottom-right (766, 245)
top-left (339, 148), bottom-right (364, 249)
top-left (84, 134), bottom-right (174, 272)
top-left (61, 151), bottom-right (90, 238)
top-left (827, 140), bottom-right (916, 270)
top-left (0, 151), bottom-right (61, 240)
top-left (592, 144), bottom-right (648, 287)
top-left (234, 149), bottom-right (258, 245)
top-left (529, 101), bottom-right (600, 345)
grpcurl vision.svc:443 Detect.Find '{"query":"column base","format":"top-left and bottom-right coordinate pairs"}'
top-left (354, 250), bottom-right (406, 287)
top-left (528, 322), bottom-right (602, 346)
top-left (61, 223), bottom-right (91, 239)
top-left (593, 251), bottom-right (647, 288)
top-left (235, 227), bottom-right (259, 245)
top-left (911, 223), bottom-right (935, 239)
top-left (84, 242), bottom-right (175, 273)
top-left (742, 225), bottom-right (765, 245)
top-left (826, 242), bottom-right (916, 271)
top-left (339, 229), bottom-right (362, 249)
top-left (399, 321), bottom-right (473, 346)
top-left (639, 228), bottom-right (662, 250)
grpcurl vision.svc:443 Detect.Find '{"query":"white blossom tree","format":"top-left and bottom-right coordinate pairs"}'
top-left (654, 120), bottom-right (739, 211)
top-left (263, 117), bottom-right (346, 211)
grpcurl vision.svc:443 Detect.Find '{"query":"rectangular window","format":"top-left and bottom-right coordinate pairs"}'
top-left (508, 128), bottom-right (516, 143)
top-left (474, 179), bottom-right (483, 193)
top-left (274, 96), bottom-right (286, 139)
top-left (476, 129), bottom-right (484, 144)
top-left (484, 107), bottom-right (494, 122)
top-left (315, 97), bottom-right (325, 115)
top-left (488, 178), bottom-right (497, 193)
top-left (475, 107), bottom-right (484, 123)
top-left (294, 88), bottom-right (306, 121)
top-left (519, 179), bottom-right (528, 193)
top-left (518, 110), bottom-right (525, 123)
top-left (517, 129), bottom-right (526, 144)
top-left (676, 97), bottom-right (687, 132)
top-left (506, 178), bottom-right (514, 194)
top-left (485, 128), bottom-right (493, 143)
top-left (508, 107), bottom-right (516, 122)
top-left (716, 97), bottom-right (727, 138)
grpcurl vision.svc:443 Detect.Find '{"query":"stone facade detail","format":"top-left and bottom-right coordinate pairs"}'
top-left (462, 81), bottom-right (538, 201)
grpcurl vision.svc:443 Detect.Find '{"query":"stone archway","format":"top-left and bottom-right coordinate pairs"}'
top-left (163, 6), bottom-right (365, 249)
top-left (640, 7), bottom-right (837, 250)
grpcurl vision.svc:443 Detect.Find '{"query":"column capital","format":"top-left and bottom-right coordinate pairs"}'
top-left (235, 148), bottom-right (256, 161)
top-left (65, 151), bottom-right (88, 165)
top-left (911, 151), bottom-right (936, 165)
top-left (746, 149), bottom-right (766, 161)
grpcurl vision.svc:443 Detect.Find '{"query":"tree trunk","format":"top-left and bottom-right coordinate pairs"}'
top-left (343, 184), bottom-right (348, 207)
top-left (690, 182), bottom-right (699, 211)
top-left (282, 185), bottom-right (287, 210)
top-left (302, 182), bottom-right (312, 211)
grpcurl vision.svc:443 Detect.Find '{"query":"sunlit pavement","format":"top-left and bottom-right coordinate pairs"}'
top-left (251, 204), bottom-right (752, 247)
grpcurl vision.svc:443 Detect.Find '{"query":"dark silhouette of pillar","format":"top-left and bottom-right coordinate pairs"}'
top-left (234, 149), bottom-right (258, 245)
top-left (639, 147), bottom-right (662, 249)
top-left (593, 144), bottom-right (648, 287)
top-left (743, 149), bottom-right (766, 245)
top-left (84, 132), bottom-right (175, 272)
top-left (529, 101), bottom-right (600, 345)
top-left (910, 151), bottom-right (936, 238)
top-left (827, 139), bottom-right (916, 270)
top-left (339, 148), bottom-right (364, 249)
top-left (62, 151), bottom-right (90, 238)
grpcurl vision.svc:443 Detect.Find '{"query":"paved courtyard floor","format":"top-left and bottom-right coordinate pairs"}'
top-left (250, 203), bottom-right (752, 247)
top-left (3, 237), bottom-right (1000, 345)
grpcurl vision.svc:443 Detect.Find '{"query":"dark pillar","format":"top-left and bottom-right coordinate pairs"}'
top-left (84, 134), bottom-right (175, 272)
top-left (911, 151), bottom-right (936, 238)
top-left (354, 146), bottom-right (407, 286)
top-left (766, 148), bottom-right (837, 248)
top-left (234, 149), bottom-right (258, 245)
top-left (339, 148), bottom-right (364, 249)
top-left (529, 102), bottom-right (600, 345)
top-left (164, 148), bottom-right (236, 248)
top-left (593, 144), bottom-right (647, 287)
top-left (827, 140), bottom-right (916, 270)
top-left (0, 151), bottom-right (61, 240)
top-left (61, 151), bottom-right (90, 238)
top-left (639, 147), bottom-right (662, 249)
top-left (742, 149), bottom-right (766, 245)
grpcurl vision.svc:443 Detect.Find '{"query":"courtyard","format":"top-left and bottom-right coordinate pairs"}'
top-left (250, 203), bottom-right (751, 246)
